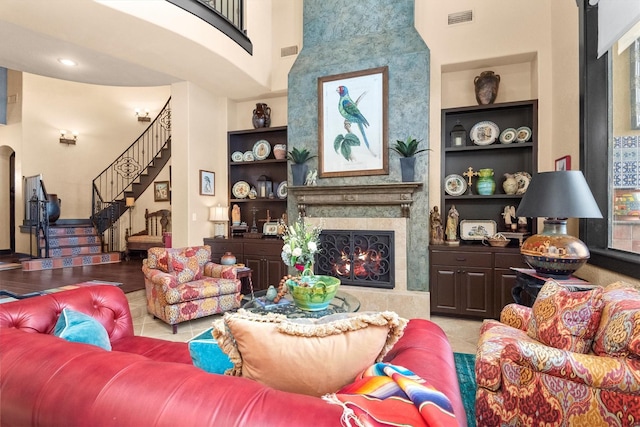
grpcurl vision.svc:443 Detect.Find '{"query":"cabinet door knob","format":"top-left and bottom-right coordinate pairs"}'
top-left (455, 257), bottom-right (466, 262)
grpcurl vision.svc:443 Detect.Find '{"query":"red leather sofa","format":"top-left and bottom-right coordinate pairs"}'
top-left (0, 285), bottom-right (467, 426)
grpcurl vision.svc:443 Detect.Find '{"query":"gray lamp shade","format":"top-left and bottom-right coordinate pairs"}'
top-left (515, 171), bottom-right (603, 219)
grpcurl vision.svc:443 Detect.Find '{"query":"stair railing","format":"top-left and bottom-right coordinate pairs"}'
top-left (23, 176), bottom-right (50, 258)
top-left (92, 98), bottom-right (171, 245)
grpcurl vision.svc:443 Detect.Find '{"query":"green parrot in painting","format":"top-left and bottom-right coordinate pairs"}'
top-left (336, 85), bottom-right (375, 157)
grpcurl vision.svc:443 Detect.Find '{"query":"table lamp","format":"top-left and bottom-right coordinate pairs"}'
top-left (209, 205), bottom-right (229, 238)
top-left (515, 171), bottom-right (602, 278)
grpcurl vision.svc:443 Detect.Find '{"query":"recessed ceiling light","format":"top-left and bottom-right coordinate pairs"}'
top-left (58, 58), bottom-right (77, 67)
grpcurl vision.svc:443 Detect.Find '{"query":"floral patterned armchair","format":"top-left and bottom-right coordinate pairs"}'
top-left (475, 280), bottom-right (640, 426)
top-left (142, 245), bottom-right (242, 333)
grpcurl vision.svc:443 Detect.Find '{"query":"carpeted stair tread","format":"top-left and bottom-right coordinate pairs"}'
top-left (22, 252), bottom-right (121, 271)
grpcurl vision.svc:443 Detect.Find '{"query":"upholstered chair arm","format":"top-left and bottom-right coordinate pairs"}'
top-left (141, 265), bottom-right (179, 289)
top-left (500, 303), bottom-right (531, 331)
top-left (501, 340), bottom-right (640, 393)
top-left (203, 262), bottom-right (238, 280)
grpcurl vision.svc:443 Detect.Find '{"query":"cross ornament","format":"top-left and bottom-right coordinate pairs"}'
top-left (463, 167), bottom-right (477, 194)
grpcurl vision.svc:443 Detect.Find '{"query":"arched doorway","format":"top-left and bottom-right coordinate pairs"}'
top-left (0, 145), bottom-right (15, 254)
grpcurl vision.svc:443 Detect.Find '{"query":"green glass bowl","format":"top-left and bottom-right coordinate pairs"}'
top-left (286, 275), bottom-right (341, 311)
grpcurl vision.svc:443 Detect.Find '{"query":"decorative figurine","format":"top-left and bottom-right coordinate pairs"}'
top-left (502, 205), bottom-right (517, 231)
top-left (232, 204), bottom-right (241, 226)
top-left (430, 206), bottom-right (445, 245)
top-left (445, 205), bottom-right (460, 246)
top-left (305, 169), bottom-right (318, 186)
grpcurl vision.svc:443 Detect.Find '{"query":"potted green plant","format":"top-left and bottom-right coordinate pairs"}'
top-left (390, 136), bottom-right (430, 182)
top-left (287, 147), bottom-right (317, 186)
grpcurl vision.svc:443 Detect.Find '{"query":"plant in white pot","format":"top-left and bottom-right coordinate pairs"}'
top-left (390, 136), bottom-right (430, 182)
top-left (287, 147), bottom-right (317, 186)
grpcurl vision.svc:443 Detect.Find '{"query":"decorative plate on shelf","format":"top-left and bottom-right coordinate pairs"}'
top-left (243, 151), bottom-right (254, 162)
top-left (499, 128), bottom-right (517, 144)
top-left (444, 174), bottom-right (467, 196)
top-left (470, 121), bottom-right (500, 145)
top-left (276, 181), bottom-right (288, 199)
top-left (460, 220), bottom-right (497, 241)
top-left (253, 139), bottom-right (271, 160)
top-left (232, 181), bottom-right (250, 199)
top-left (515, 126), bottom-right (532, 142)
top-left (231, 151), bottom-right (244, 162)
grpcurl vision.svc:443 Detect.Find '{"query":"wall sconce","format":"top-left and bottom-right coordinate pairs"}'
top-left (125, 197), bottom-right (135, 236)
top-left (135, 108), bottom-right (151, 122)
top-left (59, 130), bottom-right (78, 145)
top-left (209, 205), bottom-right (229, 238)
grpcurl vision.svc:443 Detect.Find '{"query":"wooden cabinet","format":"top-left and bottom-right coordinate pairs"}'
top-left (430, 246), bottom-right (528, 319)
top-left (228, 126), bottom-right (288, 231)
top-left (441, 100), bottom-right (538, 234)
top-left (430, 101), bottom-right (538, 319)
top-left (430, 249), bottom-right (493, 317)
top-left (204, 237), bottom-right (285, 292)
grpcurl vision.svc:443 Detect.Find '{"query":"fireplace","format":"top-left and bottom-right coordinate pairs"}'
top-left (315, 229), bottom-right (394, 289)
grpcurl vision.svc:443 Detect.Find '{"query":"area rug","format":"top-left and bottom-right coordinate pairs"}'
top-left (0, 280), bottom-right (122, 303)
top-left (0, 262), bottom-right (22, 271)
top-left (454, 352), bottom-right (476, 427)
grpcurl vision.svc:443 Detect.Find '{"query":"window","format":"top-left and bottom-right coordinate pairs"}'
top-left (580, 1), bottom-right (640, 279)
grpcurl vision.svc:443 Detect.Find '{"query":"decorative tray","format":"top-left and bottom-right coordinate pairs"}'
top-left (460, 220), bottom-right (497, 241)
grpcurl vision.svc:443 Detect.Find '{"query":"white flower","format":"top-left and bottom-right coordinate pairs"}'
top-left (307, 241), bottom-right (317, 252)
top-left (283, 243), bottom-right (292, 254)
top-left (292, 247), bottom-right (302, 257)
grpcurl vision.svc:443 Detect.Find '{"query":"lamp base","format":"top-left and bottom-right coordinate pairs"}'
top-left (520, 219), bottom-right (590, 279)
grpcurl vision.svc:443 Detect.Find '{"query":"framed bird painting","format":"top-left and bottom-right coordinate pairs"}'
top-left (318, 66), bottom-right (389, 178)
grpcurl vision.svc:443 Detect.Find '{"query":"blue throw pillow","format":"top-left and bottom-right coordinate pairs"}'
top-left (189, 327), bottom-right (233, 374)
top-left (53, 308), bottom-right (112, 351)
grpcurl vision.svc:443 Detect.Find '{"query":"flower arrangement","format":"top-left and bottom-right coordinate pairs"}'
top-left (281, 216), bottom-right (321, 272)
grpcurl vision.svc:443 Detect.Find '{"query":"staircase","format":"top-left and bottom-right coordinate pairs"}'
top-left (92, 98), bottom-right (171, 250)
top-left (20, 98), bottom-right (171, 271)
top-left (21, 223), bottom-right (120, 271)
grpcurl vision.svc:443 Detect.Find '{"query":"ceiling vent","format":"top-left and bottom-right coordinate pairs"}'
top-left (448, 10), bottom-right (473, 25)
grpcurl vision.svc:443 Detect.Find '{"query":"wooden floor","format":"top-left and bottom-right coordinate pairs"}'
top-left (0, 254), bottom-right (145, 295)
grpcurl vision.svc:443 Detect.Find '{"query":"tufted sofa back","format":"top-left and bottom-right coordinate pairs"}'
top-left (0, 285), bottom-right (134, 340)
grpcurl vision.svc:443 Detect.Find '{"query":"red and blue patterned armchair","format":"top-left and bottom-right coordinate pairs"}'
top-left (475, 280), bottom-right (640, 426)
top-left (142, 245), bottom-right (242, 333)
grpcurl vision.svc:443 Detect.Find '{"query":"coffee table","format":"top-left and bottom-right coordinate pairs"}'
top-left (242, 290), bottom-right (360, 318)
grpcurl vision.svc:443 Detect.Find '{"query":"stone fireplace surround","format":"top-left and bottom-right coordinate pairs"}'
top-left (291, 184), bottom-right (430, 320)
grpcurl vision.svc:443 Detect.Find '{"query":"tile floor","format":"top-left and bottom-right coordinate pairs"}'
top-left (127, 290), bottom-right (484, 353)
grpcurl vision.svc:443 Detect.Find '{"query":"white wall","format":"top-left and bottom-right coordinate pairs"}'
top-left (170, 81), bottom-right (229, 247)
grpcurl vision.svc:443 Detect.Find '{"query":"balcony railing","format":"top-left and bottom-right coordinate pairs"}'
top-left (167, 0), bottom-right (252, 54)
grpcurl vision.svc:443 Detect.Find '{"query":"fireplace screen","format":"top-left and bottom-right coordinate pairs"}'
top-left (315, 229), bottom-right (394, 289)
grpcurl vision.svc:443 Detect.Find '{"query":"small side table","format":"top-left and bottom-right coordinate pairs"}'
top-left (511, 268), bottom-right (595, 307)
top-left (235, 267), bottom-right (254, 297)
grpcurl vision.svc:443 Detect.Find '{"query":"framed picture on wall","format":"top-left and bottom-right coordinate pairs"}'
top-left (318, 66), bottom-right (389, 178)
top-left (154, 181), bottom-right (170, 202)
top-left (199, 170), bottom-right (215, 196)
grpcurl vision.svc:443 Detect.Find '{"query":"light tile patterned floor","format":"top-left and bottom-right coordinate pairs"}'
top-left (128, 291), bottom-right (484, 353)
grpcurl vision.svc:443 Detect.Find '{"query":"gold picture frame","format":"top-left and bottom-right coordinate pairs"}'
top-left (318, 66), bottom-right (389, 178)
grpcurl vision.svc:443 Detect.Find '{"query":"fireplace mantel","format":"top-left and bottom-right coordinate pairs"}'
top-left (289, 183), bottom-right (422, 218)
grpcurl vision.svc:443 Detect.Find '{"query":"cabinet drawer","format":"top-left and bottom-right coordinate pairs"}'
top-left (430, 250), bottom-right (492, 267)
top-left (205, 240), bottom-right (243, 256)
top-left (494, 253), bottom-right (528, 269)
top-left (243, 240), bottom-right (282, 257)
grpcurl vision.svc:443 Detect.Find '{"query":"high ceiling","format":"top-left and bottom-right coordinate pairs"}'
top-left (0, 1), bottom-right (269, 99)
